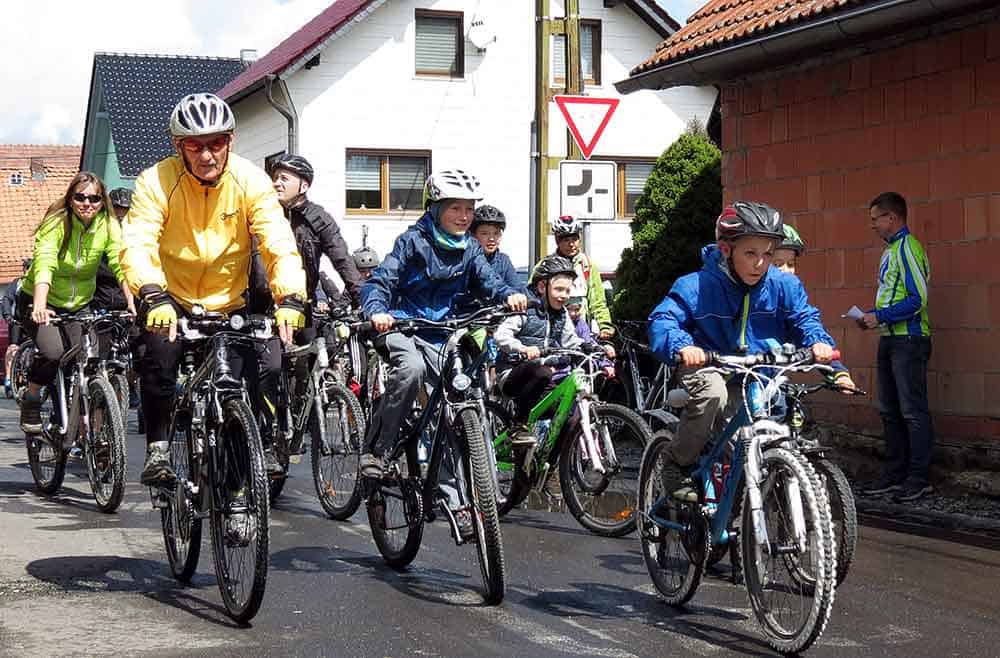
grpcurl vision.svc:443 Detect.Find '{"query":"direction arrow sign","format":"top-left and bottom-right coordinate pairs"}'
top-left (554, 95), bottom-right (620, 160)
top-left (560, 160), bottom-right (617, 220)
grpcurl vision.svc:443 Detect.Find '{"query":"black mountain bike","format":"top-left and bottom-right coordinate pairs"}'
top-left (264, 309), bottom-right (366, 520)
top-left (150, 308), bottom-right (270, 623)
top-left (21, 312), bottom-right (127, 513)
top-left (362, 305), bottom-right (513, 605)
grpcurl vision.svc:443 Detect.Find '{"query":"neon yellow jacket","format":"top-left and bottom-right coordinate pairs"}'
top-left (21, 209), bottom-right (123, 311)
top-left (121, 153), bottom-right (306, 313)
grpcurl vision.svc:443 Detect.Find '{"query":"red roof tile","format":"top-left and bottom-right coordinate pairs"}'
top-left (632, 0), bottom-right (869, 75)
top-left (218, 0), bottom-right (381, 101)
top-left (0, 145), bottom-right (82, 283)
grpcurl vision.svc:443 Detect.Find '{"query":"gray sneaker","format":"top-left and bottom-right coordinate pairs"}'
top-left (140, 441), bottom-right (174, 486)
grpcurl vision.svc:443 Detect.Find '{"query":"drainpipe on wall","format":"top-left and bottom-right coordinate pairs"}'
top-left (265, 74), bottom-right (298, 155)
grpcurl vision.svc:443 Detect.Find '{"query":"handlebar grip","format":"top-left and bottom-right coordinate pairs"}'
top-left (350, 321), bottom-right (372, 333)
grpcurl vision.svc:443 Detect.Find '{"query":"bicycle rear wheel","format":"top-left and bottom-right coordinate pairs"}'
top-left (458, 407), bottom-right (506, 604)
top-left (11, 341), bottom-right (34, 402)
top-left (312, 378), bottom-right (366, 520)
top-left (367, 457), bottom-right (424, 569)
top-left (161, 413), bottom-right (202, 582)
top-left (85, 377), bottom-right (127, 513)
top-left (741, 448), bottom-right (835, 654)
top-left (560, 402), bottom-right (651, 537)
top-left (209, 398), bottom-right (269, 624)
top-left (26, 386), bottom-right (66, 495)
top-left (637, 431), bottom-right (707, 605)
top-left (813, 457), bottom-right (857, 586)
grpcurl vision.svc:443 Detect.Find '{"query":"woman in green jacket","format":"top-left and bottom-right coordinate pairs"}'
top-left (18, 171), bottom-right (132, 433)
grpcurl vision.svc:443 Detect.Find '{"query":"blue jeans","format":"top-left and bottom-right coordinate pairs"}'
top-left (877, 335), bottom-right (934, 486)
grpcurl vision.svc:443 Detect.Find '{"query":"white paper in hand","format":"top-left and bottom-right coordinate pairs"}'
top-left (842, 305), bottom-right (864, 320)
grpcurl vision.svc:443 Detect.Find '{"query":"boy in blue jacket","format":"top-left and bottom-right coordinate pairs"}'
top-left (648, 201), bottom-right (837, 492)
top-left (471, 204), bottom-right (524, 292)
top-left (360, 170), bottom-right (526, 491)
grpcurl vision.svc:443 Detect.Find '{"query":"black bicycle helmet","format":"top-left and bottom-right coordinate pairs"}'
top-left (109, 187), bottom-right (132, 209)
top-left (530, 255), bottom-right (577, 285)
top-left (353, 246), bottom-right (380, 270)
top-left (269, 153), bottom-right (314, 184)
top-left (715, 201), bottom-right (784, 242)
top-left (471, 204), bottom-right (506, 232)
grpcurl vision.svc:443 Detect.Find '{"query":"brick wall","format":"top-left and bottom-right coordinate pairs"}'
top-left (720, 17), bottom-right (1000, 442)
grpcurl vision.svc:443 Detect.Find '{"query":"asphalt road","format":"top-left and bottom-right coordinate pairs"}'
top-left (1, 397), bottom-right (998, 657)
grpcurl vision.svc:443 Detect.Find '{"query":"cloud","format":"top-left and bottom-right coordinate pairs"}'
top-left (0, 0), bottom-right (333, 145)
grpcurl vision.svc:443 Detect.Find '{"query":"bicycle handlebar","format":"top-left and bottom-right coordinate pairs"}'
top-left (674, 347), bottom-right (841, 369)
top-left (361, 304), bottom-right (517, 337)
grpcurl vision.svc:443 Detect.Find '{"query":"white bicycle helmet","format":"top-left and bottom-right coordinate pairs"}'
top-left (169, 93), bottom-right (236, 138)
top-left (423, 169), bottom-right (484, 206)
top-left (550, 214), bottom-right (582, 237)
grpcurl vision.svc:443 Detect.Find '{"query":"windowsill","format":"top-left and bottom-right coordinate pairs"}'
top-left (345, 211), bottom-right (424, 220)
top-left (414, 73), bottom-right (466, 81)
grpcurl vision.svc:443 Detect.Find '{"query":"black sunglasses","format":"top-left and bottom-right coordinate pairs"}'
top-left (72, 193), bottom-right (103, 204)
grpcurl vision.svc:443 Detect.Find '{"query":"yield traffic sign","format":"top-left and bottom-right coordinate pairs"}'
top-left (554, 95), bottom-right (620, 160)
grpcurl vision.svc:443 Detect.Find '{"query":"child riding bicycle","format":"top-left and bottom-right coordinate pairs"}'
top-left (494, 255), bottom-right (615, 437)
top-left (648, 201), bottom-right (840, 497)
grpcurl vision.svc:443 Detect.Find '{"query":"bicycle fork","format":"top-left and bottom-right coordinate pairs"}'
top-left (743, 423), bottom-right (808, 554)
top-left (578, 397), bottom-right (618, 474)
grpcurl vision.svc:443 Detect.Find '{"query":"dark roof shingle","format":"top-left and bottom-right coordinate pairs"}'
top-left (94, 53), bottom-right (245, 176)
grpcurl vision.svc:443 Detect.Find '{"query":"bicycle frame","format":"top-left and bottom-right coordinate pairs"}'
top-left (647, 375), bottom-right (804, 554)
top-left (42, 318), bottom-right (102, 448)
top-left (277, 336), bottom-right (331, 450)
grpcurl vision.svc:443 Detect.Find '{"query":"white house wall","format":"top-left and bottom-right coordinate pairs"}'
top-left (231, 0), bottom-right (717, 275)
top-left (545, 0), bottom-right (717, 269)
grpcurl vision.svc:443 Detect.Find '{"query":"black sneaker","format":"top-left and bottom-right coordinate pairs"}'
top-left (19, 394), bottom-right (42, 434)
top-left (892, 481), bottom-right (933, 503)
top-left (862, 477), bottom-right (904, 496)
top-left (263, 446), bottom-right (283, 476)
top-left (359, 453), bottom-right (385, 479)
top-left (140, 441), bottom-right (175, 486)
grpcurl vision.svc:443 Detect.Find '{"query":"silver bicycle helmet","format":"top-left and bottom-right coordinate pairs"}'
top-left (169, 93), bottom-right (236, 138)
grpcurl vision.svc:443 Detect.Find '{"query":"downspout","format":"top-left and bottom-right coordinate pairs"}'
top-left (265, 74), bottom-right (298, 155)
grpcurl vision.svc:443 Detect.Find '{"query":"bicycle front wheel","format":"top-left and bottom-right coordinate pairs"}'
top-left (741, 448), bottom-right (836, 654)
top-left (85, 377), bottom-right (127, 513)
top-left (637, 431), bottom-right (707, 605)
top-left (458, 407), bottom-right (506, 604)
top-left (560, 402), bottom-right (651, 537)
top-left (312, 378), bottom-right (366, 520)
top-left (209, 398), bottom-right (269, 624)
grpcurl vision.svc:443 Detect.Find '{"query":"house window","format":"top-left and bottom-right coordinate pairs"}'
top-left (590, 158), bottom-right (655, 218)
top-left (8, 171), bottom-right (23, 186)
top-left (346, 150), bottom-right (431, 215)
top-left (552, 20), bottom-right (601, 86)
top-left (622, 161), bottom-right (655, 216)
top-left (415, 10), bottom-right (464, 78)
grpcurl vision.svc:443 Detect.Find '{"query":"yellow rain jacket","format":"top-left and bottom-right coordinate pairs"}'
top-left (121, 152), bottom-right (306, 313)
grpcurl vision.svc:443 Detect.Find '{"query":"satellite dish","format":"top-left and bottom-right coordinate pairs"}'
top-left (468, 20), bottom-right (496, 50)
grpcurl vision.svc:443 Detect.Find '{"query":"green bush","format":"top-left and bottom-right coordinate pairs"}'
top-left (612, 128), bottom-right (721, 321)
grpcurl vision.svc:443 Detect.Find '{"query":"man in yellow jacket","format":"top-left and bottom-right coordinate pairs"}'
top-left (121, 92), bottom-right (307, 485)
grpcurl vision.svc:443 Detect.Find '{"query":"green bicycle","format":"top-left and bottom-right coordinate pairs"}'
top-left (488, 347), bottom-right (651, 537)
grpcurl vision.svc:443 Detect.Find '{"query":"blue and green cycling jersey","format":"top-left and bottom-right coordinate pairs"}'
top-left (874, 226), bottom-right (930, 337)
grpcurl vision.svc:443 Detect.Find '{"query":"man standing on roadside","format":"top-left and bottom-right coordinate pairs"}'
top-left (859, 192), bottom-right (934, 502)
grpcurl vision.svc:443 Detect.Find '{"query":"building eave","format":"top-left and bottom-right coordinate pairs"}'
top-left (616, 0), bottom-right (995, 94)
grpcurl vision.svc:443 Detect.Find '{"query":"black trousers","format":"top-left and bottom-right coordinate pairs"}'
top-left (500, 361), bottom-right (555, 423)
top-left (17, 290), bottom-right (84, 386)
top-left (137, 301), bottom-right (280, 446)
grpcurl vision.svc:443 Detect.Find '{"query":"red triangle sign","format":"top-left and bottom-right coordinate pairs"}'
top-left (554, 95), bottom-right (620, 160)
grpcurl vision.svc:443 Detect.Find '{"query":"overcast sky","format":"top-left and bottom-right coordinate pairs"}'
top-left (0, 0), bottom-right (704, 145)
